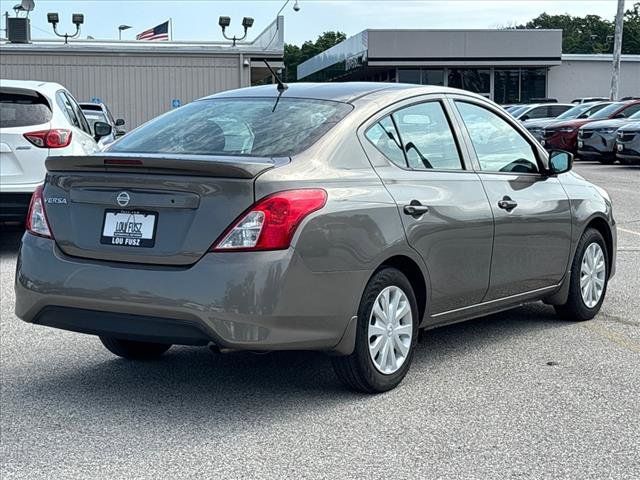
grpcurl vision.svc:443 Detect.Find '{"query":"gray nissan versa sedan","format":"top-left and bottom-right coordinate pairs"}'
top-left (15, 83), bottom-right (617, 393)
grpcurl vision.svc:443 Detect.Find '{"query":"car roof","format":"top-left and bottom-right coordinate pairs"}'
top-left (201, 82), bottom-right (467, 103)
top-left (0, 79), bottom-right (65, 96)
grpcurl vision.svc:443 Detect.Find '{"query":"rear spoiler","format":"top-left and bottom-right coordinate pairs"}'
top-left (46, 153), bottom-right (288, 179)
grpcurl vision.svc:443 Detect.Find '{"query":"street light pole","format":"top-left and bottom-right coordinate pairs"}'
top-left (610, 0), bottom-right (625, 100)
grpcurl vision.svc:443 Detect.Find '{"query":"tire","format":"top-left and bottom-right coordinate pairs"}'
top-left (332, 268), bottom-right (419, 393)
top-left (598, 157), bottom-right (615, 165)
top-left (555, 228), bottom-right (609, 321)
top-left (100, 336), bottom-right (171, 360)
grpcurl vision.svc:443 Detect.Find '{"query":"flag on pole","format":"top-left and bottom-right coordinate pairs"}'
top-left (136, 21), bottom-right (170, 41)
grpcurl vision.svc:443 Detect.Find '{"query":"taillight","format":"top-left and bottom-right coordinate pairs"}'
top-left (23, 129), bottom-right (72, 148)
top-left (212, 189), bottom-right (327, 251)
top-left (26, 185), bottom-right (53, 239)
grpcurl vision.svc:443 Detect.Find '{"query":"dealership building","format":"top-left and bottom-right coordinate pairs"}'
top-left (0, 17), bottom-right (284, 128)
top-left (297, 29), bottom-right (640, 103)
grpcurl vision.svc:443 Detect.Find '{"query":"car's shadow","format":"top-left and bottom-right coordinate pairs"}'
top-left (0, 225), bottom-right (23, 255)
top-left (9, 302), bottom-right (569, 422)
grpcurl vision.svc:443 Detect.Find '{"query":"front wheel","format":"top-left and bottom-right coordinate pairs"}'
top-left (332, 268), bottom-right (419, 393)
top-left (100, 336), bottom-right (172, 360)
top-left (555, 228), bottom-right (609, 321)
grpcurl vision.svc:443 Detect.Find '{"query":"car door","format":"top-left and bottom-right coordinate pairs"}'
top-left (56, 91), bottom-right (99, 154)
top-left (359, 97), bottom-right (494, 315)
top-left (451, 97), bottom-right (572, 301)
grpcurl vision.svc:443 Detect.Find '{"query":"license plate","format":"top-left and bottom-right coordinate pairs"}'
top-left (101, 209), bottom-right (157, 247)
top-left (617, 144), bottom-right (623, 152)
top-left (578, 141), bottom-right (583, 148)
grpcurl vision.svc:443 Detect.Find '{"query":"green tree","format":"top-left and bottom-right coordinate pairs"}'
top-left (518, 3), bottom-right (640, 54)
top-left (284, 31), bottom-right (346, 82)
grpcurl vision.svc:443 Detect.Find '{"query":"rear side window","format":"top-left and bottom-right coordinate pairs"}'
top-left (0, 90), bottom-right (52, 128)
top-left (365, 117), bottom-right (406, 168)
top-left (393, 102), bottom-right (463, 170)
top-left (109, 98), bottom-right (353, 157)
top-left (365, 101), bottom-right (463, 171)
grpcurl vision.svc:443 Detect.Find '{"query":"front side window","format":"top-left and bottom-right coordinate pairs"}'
top-left (456, 101), bottom-right (539, 174)
top-left (110, 98), bottom-right (352, 157)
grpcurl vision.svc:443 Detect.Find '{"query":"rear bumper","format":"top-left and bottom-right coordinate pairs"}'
top-left (15, 233), bottom-right (368, 354)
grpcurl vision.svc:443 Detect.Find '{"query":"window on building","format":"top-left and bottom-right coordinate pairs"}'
top-left (494, 69), bottom-right (520, 104)
top-left (521, 68), bottom-right (547, 103)
top-left (422, 69), bottom-right (445, 86)
top-left (398, 69), bottom-right (421, 84)
top-left (448, 69), bottom-right (491, 97)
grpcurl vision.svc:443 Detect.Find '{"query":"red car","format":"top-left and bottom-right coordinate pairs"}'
top-left (542, 100), bottom-right (640, 154)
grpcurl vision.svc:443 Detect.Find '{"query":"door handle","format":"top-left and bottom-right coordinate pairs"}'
top-left (497, 196), bottom-right (518, 211)
top-left (403, 201), bottom-right (429, 217)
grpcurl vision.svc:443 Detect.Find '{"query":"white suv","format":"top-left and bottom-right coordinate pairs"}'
top-left (0, 80), bottom-right (112, 221)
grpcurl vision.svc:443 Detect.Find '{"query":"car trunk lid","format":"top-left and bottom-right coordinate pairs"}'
top-left (43, 153), bottom-right (285, 265)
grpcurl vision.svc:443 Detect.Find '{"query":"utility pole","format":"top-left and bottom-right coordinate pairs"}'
top-left (610, 0), bottom-right (625, 100)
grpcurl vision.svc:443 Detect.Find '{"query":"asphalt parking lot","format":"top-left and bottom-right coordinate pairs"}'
top-left (1, 161), bottom-right (639, 479)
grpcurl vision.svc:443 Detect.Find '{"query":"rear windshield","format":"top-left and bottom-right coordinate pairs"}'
top-left (109, 97), bottom-right (353, 157)
top-left (0, 90), bottom-right (52, 128)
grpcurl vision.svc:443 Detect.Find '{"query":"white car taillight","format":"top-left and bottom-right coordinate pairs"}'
top-left (26, 185), bottom-right (52, 238)
top-left (23, 129), bottom-right (72, 148)
top-left (212, 189), bottom-right (327, 252)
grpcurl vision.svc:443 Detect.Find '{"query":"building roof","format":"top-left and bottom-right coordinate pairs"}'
top-left (561, 54), bottom-right (640, 62)
top-left (298, 28), bottom-right (564, 80)
top-left (0, 16), bottom-right (284, 56)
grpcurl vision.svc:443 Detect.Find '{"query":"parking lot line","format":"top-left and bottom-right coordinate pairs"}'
top-left (583, 323), bottom-right (640, 354)
top-left (618, 227), bottom-right (640, 237)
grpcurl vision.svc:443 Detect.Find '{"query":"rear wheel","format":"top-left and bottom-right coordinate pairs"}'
top-left (555, 228), bottom-right (609, 321)
top-left (100, 336), bottom-right (171, 360)
top-left (598, 157), bottom-right (615, 165)
top-left (332, 268), bottom-right (419, 393)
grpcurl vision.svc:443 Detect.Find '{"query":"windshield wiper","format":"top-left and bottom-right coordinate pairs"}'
top-left (263, 59), bottom-right (288, 112)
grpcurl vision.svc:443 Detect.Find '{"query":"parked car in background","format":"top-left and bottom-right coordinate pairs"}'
top-left (0, 80), bottom-right (113, 221)
top-left (524, 101), bottom-right (612, 142)
top-left (15, 83), bottom-right (616, 393)
top-left (616, 121), bottom-right (640, 165)
top-left (541, 100), bottom-right (640, 154)
top-left (510, 103), bottom-right (573, 122)
top-left (79, 102), bottom-right (126, 148)
top-left (578, 110), bottom-right (640, 164)
top-left (572, 97), bottom-right (610, 104)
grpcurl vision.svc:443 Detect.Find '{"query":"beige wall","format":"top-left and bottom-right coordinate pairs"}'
top-left (0, 52), bottom-right (243, 128)
top-left (549, 58), bottom-right (640, 102)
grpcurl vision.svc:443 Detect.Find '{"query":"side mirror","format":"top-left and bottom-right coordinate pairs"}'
top-left (548, 150), bottom-right (573, 175)
top-left (93, 121), bottom-right (112, 140)
top-left (520, 115), bottom-right (530, 122)
top-left (115, 118), bottom-right (125, 126)
top-left (614, 113), bottom-right (626, 119)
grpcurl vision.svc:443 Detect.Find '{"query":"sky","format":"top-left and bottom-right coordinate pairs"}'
top-left (0, 0), bottom-right (635, 45)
